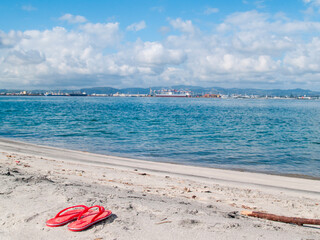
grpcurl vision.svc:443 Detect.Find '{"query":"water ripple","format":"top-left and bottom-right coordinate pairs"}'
top-left (0, 96), bottom-right (320, 177)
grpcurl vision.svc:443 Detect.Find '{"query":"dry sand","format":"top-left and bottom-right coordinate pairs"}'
top-left (0, 138), bottom-right (319, 240)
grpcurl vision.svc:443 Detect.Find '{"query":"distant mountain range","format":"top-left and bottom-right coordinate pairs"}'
top-left (80, 86), bottom-right (320, 97)
top-left (1, 86), bottom-right (320, 97)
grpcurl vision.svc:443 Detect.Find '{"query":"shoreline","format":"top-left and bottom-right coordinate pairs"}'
top-left (0, 137), bottom-right (319, 195)
top-left (1, 137), bottom-right (320, 181)
top-left (1, 95), bottom-right (320, 100)
top-left (1, 138), bottom-right (320, 239)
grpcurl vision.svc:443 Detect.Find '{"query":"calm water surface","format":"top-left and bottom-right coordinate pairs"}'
top-left (1, 96), bottom-right (319, 177)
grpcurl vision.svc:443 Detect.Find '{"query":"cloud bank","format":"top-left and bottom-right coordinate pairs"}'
top-left (1, 11), bottom-right (320, 89)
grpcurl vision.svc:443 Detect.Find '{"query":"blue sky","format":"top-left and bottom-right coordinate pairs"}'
top-left (0, 0), bottom-right (311, 40)
top-left (1, 0), bottom-right (320, 89)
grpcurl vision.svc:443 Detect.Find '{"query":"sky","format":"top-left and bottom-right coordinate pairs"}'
top-left (1, 0), bottom-right (320, 90)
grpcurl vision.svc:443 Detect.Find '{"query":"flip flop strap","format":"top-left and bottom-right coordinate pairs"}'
top-left (91, 206), bottom-right (105, 223)
top-left (55, 205), bottom-right (88, 218)
top-left (77, 205), bottom-right (105, 222)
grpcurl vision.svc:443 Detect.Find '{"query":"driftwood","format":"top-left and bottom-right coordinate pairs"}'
top-left (241, 211), bottom-right (320, 226)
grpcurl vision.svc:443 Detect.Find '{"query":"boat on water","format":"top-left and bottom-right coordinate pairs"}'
top-left (69, 92), bottom-right (87, 96)
top-left (155, 89), bottom-right (191, 97)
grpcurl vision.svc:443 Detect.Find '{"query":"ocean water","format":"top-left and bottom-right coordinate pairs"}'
top-left (0, 96), bottom-right (320, 177)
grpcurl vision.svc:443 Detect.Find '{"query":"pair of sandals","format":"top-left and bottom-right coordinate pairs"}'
top-left (46, 205), bottom-right (112, 231)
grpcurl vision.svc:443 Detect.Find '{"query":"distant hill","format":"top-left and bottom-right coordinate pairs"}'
top-left (81, 87), bottom-right (151, 94)
top-left (80, 85), bottom-right (320, 97)
top-left (2, 85), bottom-right (320, 97)
top-left (80, 87), bottom-right (118, 95)
top-left (120, 88), bottom-right (150, 94)
top-left (210, 87), bottom-right (320, 97)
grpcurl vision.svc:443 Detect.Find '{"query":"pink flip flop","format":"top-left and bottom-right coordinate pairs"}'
top-left (68, 205), bottom-right (112, 232)
top-left (46, 205), bottom-right (88, 227)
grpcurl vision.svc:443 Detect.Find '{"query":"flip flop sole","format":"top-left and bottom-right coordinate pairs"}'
top-left (46, 217), bottom-right (78, 227)
top-left (68, 211), bottom-right (112, 232)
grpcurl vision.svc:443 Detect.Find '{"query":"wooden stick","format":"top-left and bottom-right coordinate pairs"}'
top-left (241, 211), bottom-right (320, 226)
top-left (155, 220), bottom-right (172, 225)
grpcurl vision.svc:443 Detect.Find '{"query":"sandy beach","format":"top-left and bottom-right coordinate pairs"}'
top-left (0, 138), bottom-right (319, 239)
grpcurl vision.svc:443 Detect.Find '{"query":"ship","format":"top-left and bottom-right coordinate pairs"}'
top-left (155, 89), bottom-right (191, 97)
top-left (69, 92), bottom-right (87, 96)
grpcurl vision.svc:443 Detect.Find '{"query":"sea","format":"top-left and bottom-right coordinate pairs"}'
top-left (1, 96), bottom-right (319, 178)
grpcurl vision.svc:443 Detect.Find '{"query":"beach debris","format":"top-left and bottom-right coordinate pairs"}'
top-left (156, 220), bottom-right (172, 225)
top-left (241, 205), bottom-right (256, 210)
top-left (0, 190), bottom-right (13, 195)
top-left (139, 173), bottom-right (149, 176)
top-left (14, 176), bottom-right (33, 183)
top-left (179, 219), bottom-right (200, 227)
top-left (11, 168), bottom-right (20, 173)
top-left (122, 181), bottom-right (133, 186)
top-left (192, 195), bottom-right (197, 199)
top-left (128, 195), bottom-right (143, 199)
top-left (241, 211), bottom-right (320, 226)
top-left (186, 209), bottom-right (198, 215)
top-left (183, 187), bottom-right (191, 192)
top-left (126, 204), bottom-right (134, 210)
top-left (227, 211), bottom-right (240, 219)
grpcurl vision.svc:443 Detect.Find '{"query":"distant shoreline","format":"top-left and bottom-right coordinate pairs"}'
top-left (1, 85), bottom-right (320, 99)
top-left (1, 95), bottom-right (319, 100)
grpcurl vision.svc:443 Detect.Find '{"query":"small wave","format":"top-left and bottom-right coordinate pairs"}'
top-left (55, 133), bottom-right (86, 137)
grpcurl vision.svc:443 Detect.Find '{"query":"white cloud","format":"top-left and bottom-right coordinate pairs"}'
top-left (204, 7), bottom-right (219, 15)
top-left (133, 41), bottom-right (186, 65)
top-left (303, 0), bottom-right (320, 15)
top-left (5, 50), bottom-right (45, 65)
top-left (80, 22), bottom-right (121, 47)
top-left (2, 12), bottom-right (320, 89)
top-left (21, 5), bottom-right (37, 11)
top-left (0, 23), bottom-right (123, 88)
top-left (303, 0), bottom-right (320, 5)
top-left (169, 18), bottom-right (196, 35)
top-left (0, 30), bottom-right (25, 48)
top-left (254, 0), bottom-right (266, 9)
top-left (59, 14), bottom-right (87, 24)
top-left (126, 21), bottom-right (146, 32)
top-left (159, 26), bottom-right (170, 34)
